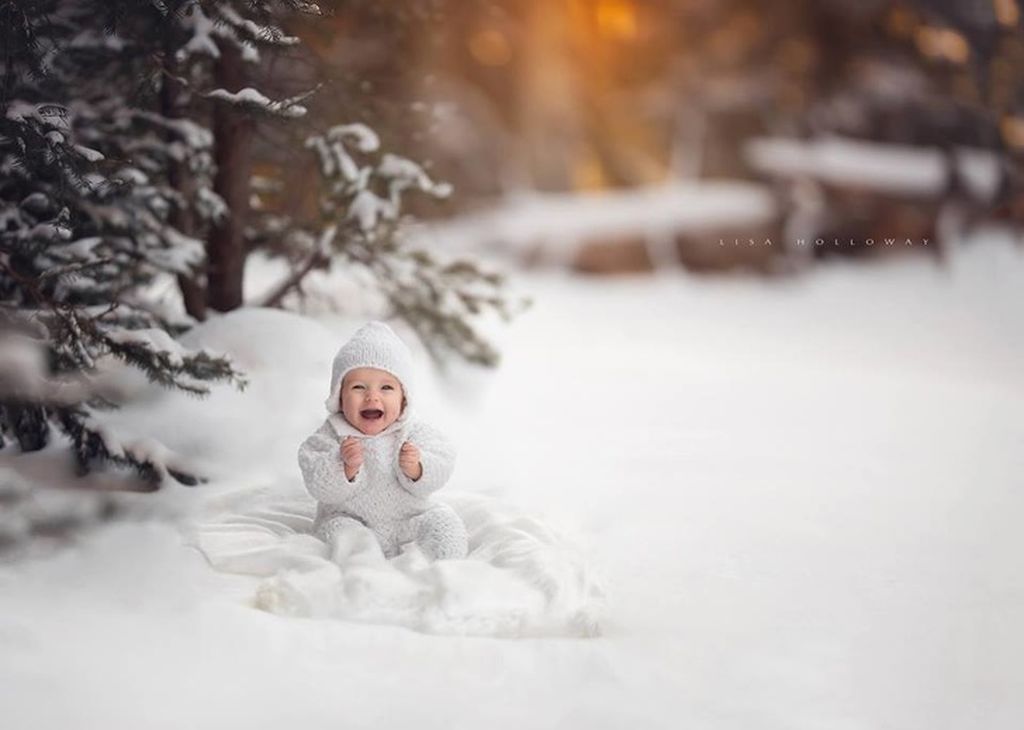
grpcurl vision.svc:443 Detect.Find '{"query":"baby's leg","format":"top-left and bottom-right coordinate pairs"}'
top-left (406, 504), bottom-right (468, 560)
top-left (315, 515), bottom-right (385, 563)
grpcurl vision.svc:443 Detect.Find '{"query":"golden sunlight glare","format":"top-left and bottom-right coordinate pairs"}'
top-left (994, 0), bottom-right (1021, 28)
top-left (595, 0), bottom-right (638, 41)
top-left (1001, 114), bottom-right (1024, 148)
top-left (914, 26), bottom-right (970, 64)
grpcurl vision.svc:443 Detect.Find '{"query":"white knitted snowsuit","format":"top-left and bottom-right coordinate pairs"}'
top-left (297, 323), bottom-right (468, 560)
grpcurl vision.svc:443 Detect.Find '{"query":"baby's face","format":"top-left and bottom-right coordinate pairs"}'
top-left (339, 367), bottom-right (404, 435)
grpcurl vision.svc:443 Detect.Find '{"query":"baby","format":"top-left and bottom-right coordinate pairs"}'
top-left (297, 321), bottom-right (468, 560)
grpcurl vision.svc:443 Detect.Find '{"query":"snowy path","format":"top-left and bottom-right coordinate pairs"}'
top-left (2, 234), bottom-right (1023, 729)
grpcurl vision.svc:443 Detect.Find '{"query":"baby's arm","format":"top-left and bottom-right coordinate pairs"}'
top-left (395, 421), bottom-right (455, 496)
top-left (298, 422), bottom-right (366, 505)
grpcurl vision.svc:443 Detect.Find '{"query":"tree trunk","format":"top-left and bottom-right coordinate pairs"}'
top-left (207, 39), bottom-right (253, 312)
top-left (162, 39), bottom-right (207, 320)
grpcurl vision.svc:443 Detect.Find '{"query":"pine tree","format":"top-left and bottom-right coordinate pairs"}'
top-left (101, 0), bottom-right (514, 361)
top-left (160, 0), bottom-right (514, 363)
top-left (1, 0), bottom-right (515, 485)
top-left (0, 0), bottom-right (243, 485)
top-left (264, 123), bottom-right (516, 366)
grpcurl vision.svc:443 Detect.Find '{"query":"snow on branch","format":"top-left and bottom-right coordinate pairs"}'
top-left (5, 101), bottom-right (71, 131)
top-left (205, 87), bottom-right (308, 118)
top-left (303, 125), bottom-right (449, 233)
top-left (305, 123), bottom-right (379, 183)
top-left (346, 232), bottom-right (520, 368)
top-left (325, 123), bottom-right (381, 153)
top-left (264, 121), bottom-right (519, 367)
top-left (177, 5), bottom-right (220, 61)
top-left (378, 153), bottom-right (453, 199)
top-left (57, 409), bottom-right (202, 486)
top-left (177, 2), bottom-right (322, 64)
top-left (218, 5), bottom-right (299, 47)
top-left (289, 1), bottom-right (323, 14)
top-left (133, 111), bottom-right (214, 150)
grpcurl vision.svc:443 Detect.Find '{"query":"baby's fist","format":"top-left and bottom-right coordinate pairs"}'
top-left (341, 436), bottom-right (363, 481)
top-left (399, 441), bottom-right (423, 481)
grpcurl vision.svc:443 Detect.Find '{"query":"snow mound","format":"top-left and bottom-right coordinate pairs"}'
top-left (180, 307), bottom-right (336, 374)
top-left (92, 308), bottom-right (339, 481)
top-left (191, 493), bottom-right (604, 638)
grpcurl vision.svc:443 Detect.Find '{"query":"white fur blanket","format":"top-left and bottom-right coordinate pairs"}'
top-left (190, 494), bottom-right (604, 638)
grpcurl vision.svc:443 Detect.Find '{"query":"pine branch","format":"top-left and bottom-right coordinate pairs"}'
top-left (259, 235), bottom-right (331, 308)
top-left (54, 405), bottom-right (199, 486)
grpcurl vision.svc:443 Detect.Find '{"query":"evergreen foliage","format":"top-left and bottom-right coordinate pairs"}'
top-left (1, 0), bottom-right (514, 485)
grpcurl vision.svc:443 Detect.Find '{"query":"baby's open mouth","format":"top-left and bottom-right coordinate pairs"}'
top-left (360, 409), bottom-right (384, 420)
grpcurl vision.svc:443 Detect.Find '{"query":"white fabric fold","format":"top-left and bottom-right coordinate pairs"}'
top-left (190, 493), bottom-right (605, 638)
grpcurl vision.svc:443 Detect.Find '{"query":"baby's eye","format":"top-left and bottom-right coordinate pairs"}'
top-left (382, 384), bottom-right (395, 391)
top-left (351, 384), bottom-right (365, 390)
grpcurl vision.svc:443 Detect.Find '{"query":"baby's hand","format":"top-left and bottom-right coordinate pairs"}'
top-left (399, 441), bottom-right (423, 481)
top-left (341, 436), bottom-right (363, 482)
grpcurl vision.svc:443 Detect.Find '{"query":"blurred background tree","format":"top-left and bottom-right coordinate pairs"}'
top-left (299, 0), bottom-right (1021, 206)
top-left (297, 0), bottom-right (1019, 270)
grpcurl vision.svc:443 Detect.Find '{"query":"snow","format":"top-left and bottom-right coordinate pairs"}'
top-left (197, 187), bottom-right (228, 222)
top-left (114, 166), bottom-right (149, 184)
top-left (219, 5), bottom-right (299, 47)
top-left (19, 192), bottom-right (51, 212)
top-left (61, 236), bottom-right (103, 258)
top-left (205, 87), bottom-right (308, 118)
top-left (410, 182), bottom-right (777, 261)
top-left (379, 153), bottom-right (452, 199)
top-left (104, 327), bottom-right (189, 366)
top-left (5, 101), bottom-right (70, 129)
top-left (178, 7), bottom-right (219, 61)
top-left (326, 123), bottom-right (381, 153)
top-left (349, 189), bottom-right (396, 231)
top-left (240, 41), bottom-right (260, 63)
top-left (69, 29), bottom-right (126, 52)
top-left (143, 229), bottom-right (204, 273)
top-left (73, 144), bottom-right (104, 162)
top-left (306, 124), bottom-right (387, 185)
top-left (747, 136), bottom-right (1003, 201)
top-left (141, 114), bottom-right (214, 150)
top-left (1, 230), bottom-right (1023, 728)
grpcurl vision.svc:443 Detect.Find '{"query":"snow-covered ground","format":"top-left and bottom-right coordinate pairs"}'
top-left (2, 229), bottom-right (1023, 729)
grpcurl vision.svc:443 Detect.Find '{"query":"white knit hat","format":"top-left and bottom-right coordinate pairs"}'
top-left (324, 321), bottom-right (416, 414)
